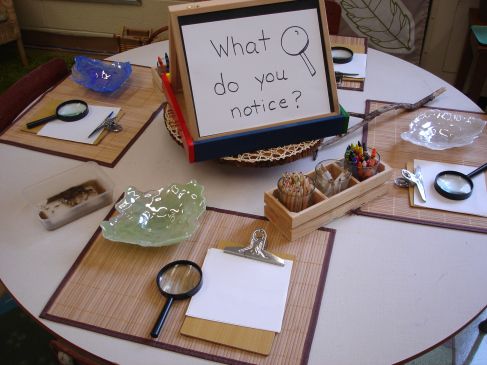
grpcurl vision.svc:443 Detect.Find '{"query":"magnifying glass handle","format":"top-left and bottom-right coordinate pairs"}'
top-left (26, 114), bottom-right (57, 129)
top-left (467, 162), bottom-right (487, 178)
top-left (150, 297), bottom-right (174, 338)
top-left (300, 52), bottom-right (316, 76)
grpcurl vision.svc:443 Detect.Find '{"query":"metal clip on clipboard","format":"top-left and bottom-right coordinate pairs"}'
top-left (224, 229), bottom-right (285, 266)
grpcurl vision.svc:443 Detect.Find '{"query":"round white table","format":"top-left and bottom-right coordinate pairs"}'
top-left (1, 41), bottom-right (486, 365)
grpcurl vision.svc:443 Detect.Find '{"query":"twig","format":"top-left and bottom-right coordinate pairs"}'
top-left (318, 87), bottom-right (447, 150)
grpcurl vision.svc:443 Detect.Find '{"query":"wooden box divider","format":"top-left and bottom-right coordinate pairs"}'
top-left (264, 161), bottom-right (392, 240)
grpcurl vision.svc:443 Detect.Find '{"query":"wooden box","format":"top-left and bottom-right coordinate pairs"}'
top-left (264, 160), bottom-right (393, 240)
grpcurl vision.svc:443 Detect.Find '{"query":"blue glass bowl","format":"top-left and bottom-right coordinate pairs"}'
top-left (71, 56), bottom-right (132, 93)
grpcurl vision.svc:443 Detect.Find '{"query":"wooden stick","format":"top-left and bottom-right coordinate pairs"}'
top-left (318, 87), bottom-right (447, 151)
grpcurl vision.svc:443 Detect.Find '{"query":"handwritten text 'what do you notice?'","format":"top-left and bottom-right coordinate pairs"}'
top-left (209, 28), bottom-right (314, 120)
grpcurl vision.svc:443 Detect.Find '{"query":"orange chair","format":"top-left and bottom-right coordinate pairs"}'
top-left (114, 25), bottom-right (169, 53)
top-left (0, 58), bottom-right (69, 132)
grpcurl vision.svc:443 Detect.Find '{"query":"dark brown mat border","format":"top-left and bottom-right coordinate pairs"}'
top-left (355, 100), bottom-right (487, 234)
top-left (40, 206), bottom-right (336, 365)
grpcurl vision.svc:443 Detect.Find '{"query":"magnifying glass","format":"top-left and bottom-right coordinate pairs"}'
top-left (281, 26), bottom-right (316, 76)
top-left (150, 260), bottom-right (202, 338)
top-left (434, 162), bottom-right (487, 200)
top-left (331, 46), bottom-right (354, 64)
top-left (26, 100), bottom-right (89, 129)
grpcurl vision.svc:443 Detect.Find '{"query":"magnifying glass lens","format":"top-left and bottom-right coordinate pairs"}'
top-left (26, 99), bottom-right (89, 129)
top-left (158, 264), bottom-right (201, 295)
top-left (57, 102), bottom-right (88, 117)
top-left (436, 173), bottom-right (472, 195)
top-left (333, 49), bottom-right (350, 58)
top-left (151, 260), bottom-right (202, 338)
top-left (331, 47), bottom-right (354, 64)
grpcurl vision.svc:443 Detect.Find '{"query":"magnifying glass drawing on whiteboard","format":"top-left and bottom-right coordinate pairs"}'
top-left (281, 26), bottom-right (316, 77)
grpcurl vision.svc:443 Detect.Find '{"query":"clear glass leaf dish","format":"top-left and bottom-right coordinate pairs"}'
top-left (400, 110), bottom-right (486, 150)
top-left (100, 180), bottom-right (206, 247)
top-left (71, 56), bottom-right (132, 93)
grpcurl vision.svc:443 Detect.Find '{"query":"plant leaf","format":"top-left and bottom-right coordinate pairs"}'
top-left (339, 0), bottom-right (415, 53)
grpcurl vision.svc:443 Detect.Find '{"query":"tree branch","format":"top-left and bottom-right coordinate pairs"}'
top-left (319, 87), bottom-right (447, 151)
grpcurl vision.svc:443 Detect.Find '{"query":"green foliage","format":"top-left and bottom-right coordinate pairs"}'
top-left (0, 43), bottom-right (75, 94)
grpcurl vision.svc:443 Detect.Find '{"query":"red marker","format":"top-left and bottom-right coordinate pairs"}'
top-left (157, 56), bottom-right (166, 73)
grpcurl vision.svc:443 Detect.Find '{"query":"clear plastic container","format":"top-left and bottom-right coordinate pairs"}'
top-left (23, 161), bottom-right (114, 230)
top-left (400, 110), bottom-right (486, 150)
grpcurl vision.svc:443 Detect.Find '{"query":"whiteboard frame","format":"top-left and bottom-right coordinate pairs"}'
top-left (169, 0), bottom-right (339, 141)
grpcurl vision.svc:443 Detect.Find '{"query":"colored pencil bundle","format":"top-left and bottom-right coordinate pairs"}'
top-left (277, 172), bottom-right (315, 212)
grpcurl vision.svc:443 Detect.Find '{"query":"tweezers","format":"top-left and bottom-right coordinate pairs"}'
top-left (401, 167), bottom-right (426, 202)
top-left (88, 111), bottom-right (113, 138)
top-left (335, 71), bottom-right (359, 77)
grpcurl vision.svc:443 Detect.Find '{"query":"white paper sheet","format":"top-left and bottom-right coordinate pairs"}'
top-left (333, 53), bottom-right (367, 79)
top-left (181, 9), bottom-right (332, 137)
top-left (413, 159), bottom-right (487, 217)
top-left (37, 105), bottom-right (120, 144)
top-left (186, 248), bottom-right (293, 333)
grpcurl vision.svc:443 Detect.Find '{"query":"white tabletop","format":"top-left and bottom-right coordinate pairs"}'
top-left (1, 41), bottom-right (486, 365)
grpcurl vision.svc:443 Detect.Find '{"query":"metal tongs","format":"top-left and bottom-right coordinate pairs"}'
top-left (335, 71), bottom-right (359, 85)
top-left (87, 112), bottom-right (123, 138)
top-left (399, 166), bottom-right (426, 202)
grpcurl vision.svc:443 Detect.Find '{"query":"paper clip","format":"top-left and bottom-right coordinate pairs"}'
top-left (224, 229), bottom-right (285, 266)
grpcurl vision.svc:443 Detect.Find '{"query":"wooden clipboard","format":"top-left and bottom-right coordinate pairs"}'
top-left (180, 240), bottom-right (294, 355)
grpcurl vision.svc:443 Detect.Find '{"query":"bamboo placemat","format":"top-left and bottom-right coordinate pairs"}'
top-left (355, 100), bottom-right (487, 233)
top-left (41, 207), bottom-right (335, 365)
top-left (330, 35), bottom-right (367, 91)
top-left (0, 66), bottom-right (163, 167)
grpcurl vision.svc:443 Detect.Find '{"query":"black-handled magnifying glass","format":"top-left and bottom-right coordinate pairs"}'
top-left (331, 46), bottom-right (354, 64)
top-left (26, 100), bottom-right (89, 129)
top-left (150, 260), bottom-right (202, 338)
top-left (434, 162), bottom-right (487, 200)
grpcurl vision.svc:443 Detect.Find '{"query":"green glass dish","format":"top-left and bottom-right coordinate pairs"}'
top-left (100, 180), bottom-right (206, 247)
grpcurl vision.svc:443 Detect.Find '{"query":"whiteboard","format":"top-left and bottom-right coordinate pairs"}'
top-left (179, 5), bottom-right (334, 138)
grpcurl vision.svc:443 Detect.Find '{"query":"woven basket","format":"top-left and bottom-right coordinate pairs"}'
top-left (163, 103), bottom-right (322, 167)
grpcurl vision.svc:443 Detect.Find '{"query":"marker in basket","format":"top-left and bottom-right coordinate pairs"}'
top-left (165, 52), bottom-right (170, 72)
top-left (157, 56), bottom-right (165, 74)
top-left (314, 160), bottom-right (351, 196)
top-left (277, 172), bottom-right (315, 212)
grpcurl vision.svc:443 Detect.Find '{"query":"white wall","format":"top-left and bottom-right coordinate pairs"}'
top-left (14, 0), bottom-right (181, 37)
